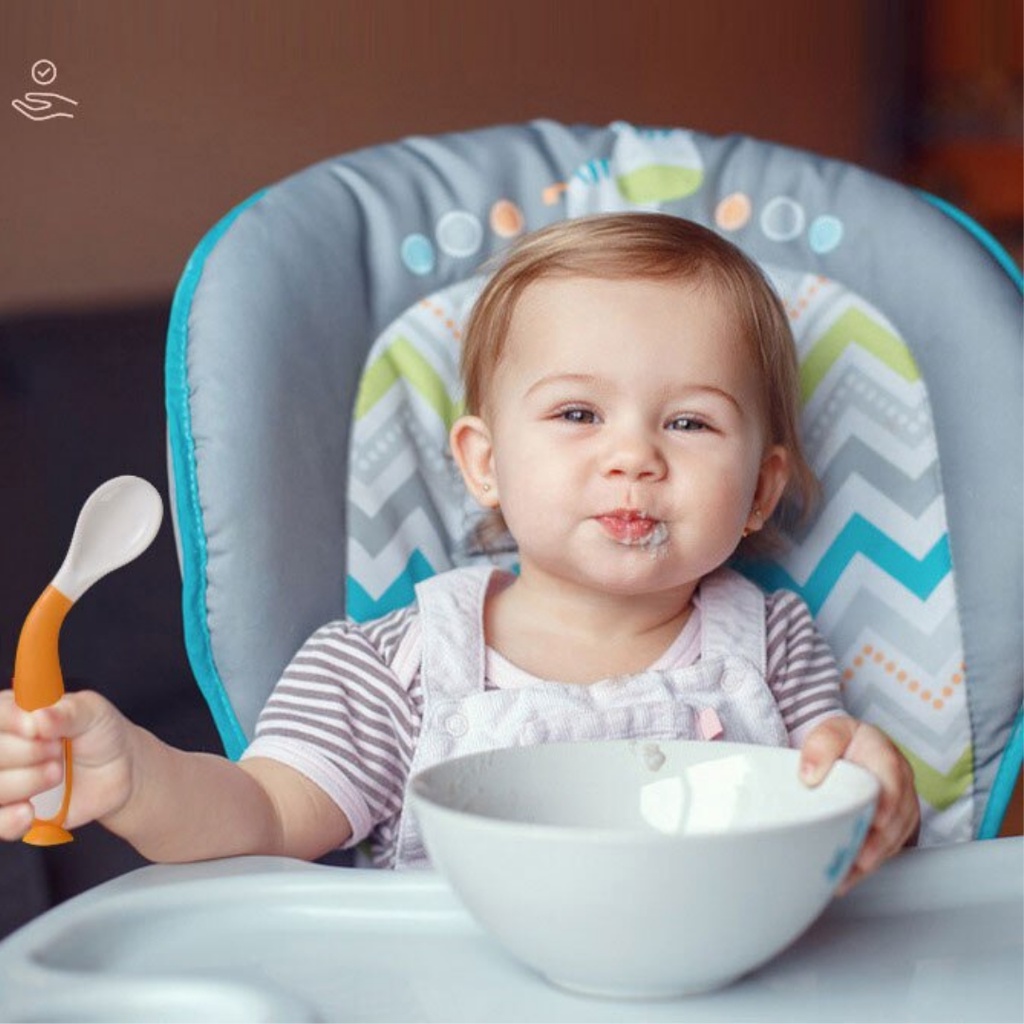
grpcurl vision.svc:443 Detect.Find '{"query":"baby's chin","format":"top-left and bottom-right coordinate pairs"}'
top-left (558, 557), bottom-right (702, 601)
top-left (515, 531), bottom-right (718, 598)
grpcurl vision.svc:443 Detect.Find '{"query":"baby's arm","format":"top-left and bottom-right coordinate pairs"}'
top-left (800, 715), bottom-right (919, 891)
top-left (762, 590), bottom-right (919, 887)
top-left (0, 688), bottom-right (352, 862)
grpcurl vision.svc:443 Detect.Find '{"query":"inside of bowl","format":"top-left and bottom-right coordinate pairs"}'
top-left (414, 740), bottom-right (878, 836)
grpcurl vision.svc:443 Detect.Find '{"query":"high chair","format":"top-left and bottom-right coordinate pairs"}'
top-left (2, 120), bottom-right (1021, 1024)
top-left (165, 119), bottom-right (1022, 849)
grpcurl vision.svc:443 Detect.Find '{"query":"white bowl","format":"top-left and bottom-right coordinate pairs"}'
top-left (410, 739), bottom-right (878, 999)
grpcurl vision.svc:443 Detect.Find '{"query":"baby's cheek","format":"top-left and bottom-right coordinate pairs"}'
top-left (691, 473), bottom-right (750, 527)
top-left (497, 494), bottom-right (547, 544)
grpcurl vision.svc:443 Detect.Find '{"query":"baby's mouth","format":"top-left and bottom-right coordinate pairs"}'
top-left (596, 510), bottom-right (668, 547)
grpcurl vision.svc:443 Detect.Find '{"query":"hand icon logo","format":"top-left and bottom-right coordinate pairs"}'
top-left (13, 60), bottom-right (78, 121)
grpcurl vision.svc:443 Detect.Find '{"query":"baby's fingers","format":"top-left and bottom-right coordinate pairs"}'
top-left (0, 689), bottom-right (80, 742)
top-left (851, 782), bottom-right (919, 879)
top-left (22, 691), bottom-right (111, 744)
top-left (837, 727), bottom-right (919, 894)
top-left (0, 727), bottom-right (65, 840)
top-left (848, 727), bottom-right (918, 842)
top-left (0, 689), bottom-right (38, 737)
top-left (0, 693), bottom-right (65, 804)
top-left (0, 801), bottom-right (36, 842)
top-left (0, 756), bottom-right (64, 811)
top-left (799, 715), bottom-right (857, 786)
top-left (0, 726), bottom-right (63, 771)
top-left (838, 808), bottom-right (915, 896)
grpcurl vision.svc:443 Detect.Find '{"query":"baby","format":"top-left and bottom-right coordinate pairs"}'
top-left (0, 214), bottom-right (918, 890)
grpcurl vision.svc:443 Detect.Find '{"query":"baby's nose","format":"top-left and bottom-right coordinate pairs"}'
top-left (602, 429), bottom-right (667, 480)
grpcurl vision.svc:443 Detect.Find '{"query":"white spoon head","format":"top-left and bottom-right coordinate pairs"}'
top-left (52, 476), bottom-right (164, 601)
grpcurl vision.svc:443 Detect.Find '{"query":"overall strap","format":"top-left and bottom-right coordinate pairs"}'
top-left (393, 566), bottom-right (496, 868)
top-left (414, 565), bottom-right (495, 700)
top-left (698, 567), bottom-right (766, 677)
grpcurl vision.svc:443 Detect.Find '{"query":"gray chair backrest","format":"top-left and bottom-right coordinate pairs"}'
top-left (167, 120), bottom-right (1022, 845)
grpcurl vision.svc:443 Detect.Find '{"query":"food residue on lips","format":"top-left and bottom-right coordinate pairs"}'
top-left (599, 510), bottom-right (670, 557)
top-left (637, 521), bottom-right (669, 555)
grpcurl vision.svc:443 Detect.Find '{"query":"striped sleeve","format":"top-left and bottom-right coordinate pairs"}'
top-left (241, 605), bottom-right (422, 848)
top-left (764, 590), bottom-right (847, 747)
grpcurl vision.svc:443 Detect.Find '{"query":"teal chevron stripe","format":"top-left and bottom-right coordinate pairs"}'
top-left (346, 549), bottom-right (438, 622)
top-left (736, 515), bottom-right (952, 615)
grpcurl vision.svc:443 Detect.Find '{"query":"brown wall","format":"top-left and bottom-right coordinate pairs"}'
top-left (0, 0), bottom-right (905, 315)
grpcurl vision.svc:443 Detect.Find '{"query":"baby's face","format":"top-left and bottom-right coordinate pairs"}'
top-left (473, 274), bottom-right (789, 601)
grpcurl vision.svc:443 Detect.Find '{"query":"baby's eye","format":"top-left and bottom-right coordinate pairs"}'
top-left (558, 407), bottom-right (598, 425)
top-left (666, 415), bottom-right (708, 432)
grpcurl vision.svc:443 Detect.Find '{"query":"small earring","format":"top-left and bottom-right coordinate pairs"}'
top-left (742, 504), bottom-right (762, 539)
top-left (481, 483), bottom-right (491, 493)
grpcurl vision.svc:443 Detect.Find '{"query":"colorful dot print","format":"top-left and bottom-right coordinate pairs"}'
top-left (400, 233), bottom-right (435, 276)
top-left (435, 211), bottom-right (484, 258)
top-left (489, 200), bottom-right (525, 238)
top-left (715, 192), bottom-right (753, 231)
top-left (809, 214), bottom-right (845, 254)
top-left (760, 197), bottom-right (806, 242)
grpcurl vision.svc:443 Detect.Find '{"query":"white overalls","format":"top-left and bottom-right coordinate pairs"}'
top-left (394, 566), bottom-right (788, 867)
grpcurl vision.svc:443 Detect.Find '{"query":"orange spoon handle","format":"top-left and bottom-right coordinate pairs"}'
top-left (13, 584), bottom-right (75, 845)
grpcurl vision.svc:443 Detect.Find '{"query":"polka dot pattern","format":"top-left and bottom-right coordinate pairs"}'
top-left (843, 643), bottom-right (965, 713)
top-left (435, 211), bottom-right (483, 258)
top-left (711, 191), bottom-right (846, 255)
top-left (760, 196), bottom-right (806, 242)
top-left (489, 199), bottom-right (525, 238)
top-left (400, 234), bottom-right (435, 276)
top-left (715, 193), bottom-right (752, 231)
top-left (399, 184), bottom-right (848, 278)
top-left (809, 214), bottom-right (845, 254)
top-left (401, 201), bottom-right (529, 275)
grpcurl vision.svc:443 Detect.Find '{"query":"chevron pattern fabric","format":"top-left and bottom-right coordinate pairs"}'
top-left (346, 277), bottom-right (517, 624)
top-left (345, 261), bottom-right (970, 848)
top-left (747, 267), bottom-right (971, 846)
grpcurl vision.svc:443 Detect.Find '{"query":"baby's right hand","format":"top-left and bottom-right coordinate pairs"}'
top-left (0, 688), bottom-right (135, 840)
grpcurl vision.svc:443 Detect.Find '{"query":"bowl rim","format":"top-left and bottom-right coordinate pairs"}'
top-left (409, 738), bottom-right (880, 843)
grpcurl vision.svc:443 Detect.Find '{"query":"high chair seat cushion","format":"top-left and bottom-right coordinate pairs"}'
top-left (167, 120), bottom-right (1022, 846)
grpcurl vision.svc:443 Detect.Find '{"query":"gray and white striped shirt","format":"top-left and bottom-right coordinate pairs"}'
top-left (243, 583), bottom-right (844, 867)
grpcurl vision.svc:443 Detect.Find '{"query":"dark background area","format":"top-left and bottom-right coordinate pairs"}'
top-left (0, 305), bottom-right (223, 937)
top-left (0, 0), bottom-right (1020, 940)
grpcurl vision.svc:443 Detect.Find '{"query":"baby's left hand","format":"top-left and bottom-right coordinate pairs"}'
top-left (800, 715), bottom-right (920, 894)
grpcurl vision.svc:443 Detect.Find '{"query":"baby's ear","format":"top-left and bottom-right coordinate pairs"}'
top-left (752, 445), bottom-right (791, 522)
top-left (449, 415), bottom-right (500, 509)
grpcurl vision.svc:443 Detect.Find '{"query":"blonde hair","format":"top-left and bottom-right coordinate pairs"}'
top-left (460, 213), bottom-right (817, 555)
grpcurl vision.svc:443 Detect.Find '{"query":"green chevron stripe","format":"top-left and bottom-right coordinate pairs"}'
top-left (893, 739), bottom-right (972, 811)
top-left (355, 335), bottom-right (462, 426)
top-left (800, 307), bottom-right (920, 403)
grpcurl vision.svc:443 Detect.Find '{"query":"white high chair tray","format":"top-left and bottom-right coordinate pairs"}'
top-left (1, 838), bottom-right (1020, 1022)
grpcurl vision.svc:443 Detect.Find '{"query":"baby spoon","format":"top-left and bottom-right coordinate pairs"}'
top-left (12, 476), bottom-right (163, 845)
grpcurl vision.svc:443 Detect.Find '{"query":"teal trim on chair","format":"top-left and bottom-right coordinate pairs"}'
top-left (166, 189), bottom-right (267, 761)
top-left (916, 191), bottom-right (1022, 839)
top-left (979, 706), bottom-right (1023, 839)
top-left (920, 192), bottom-right (1024, 293)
